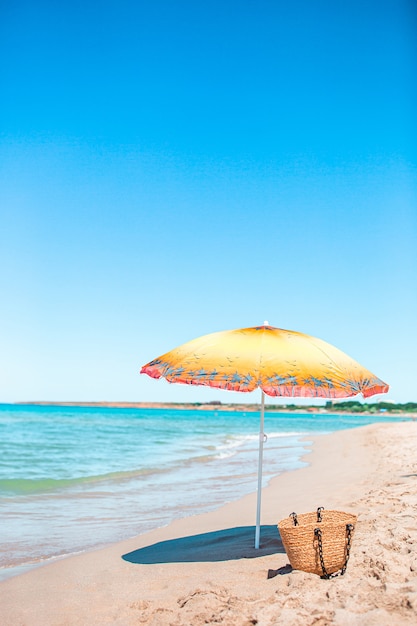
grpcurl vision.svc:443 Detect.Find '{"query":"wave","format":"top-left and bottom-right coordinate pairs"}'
top-left (0, 430), bottom-right (311, 497)
top-left (0, 466), bottom-right (169, 496)
top-left (213, 430), bottom-right (307, 450)
top-left (0, 448), bottom-right (235, 496)
top-left (211, 431), bottom-right (308, 460)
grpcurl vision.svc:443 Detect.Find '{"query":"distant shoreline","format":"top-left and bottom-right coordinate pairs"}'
top-left (7, 400), bottom-right (417, 417)
top-left (9, 400), bottom-right (321, 412)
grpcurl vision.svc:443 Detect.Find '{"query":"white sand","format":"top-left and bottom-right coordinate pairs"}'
top-left (1, 421), bottom-right (416, 625)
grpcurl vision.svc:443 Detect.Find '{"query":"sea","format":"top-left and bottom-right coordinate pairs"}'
top-left (0, 403), bottom-right (403, 581)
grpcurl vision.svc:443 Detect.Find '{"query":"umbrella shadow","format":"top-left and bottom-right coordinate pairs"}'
top-left (122, 525), bottom-right (284, 564)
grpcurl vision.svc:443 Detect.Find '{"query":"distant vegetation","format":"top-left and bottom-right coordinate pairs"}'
top-left (179, 400), bottom-right (417, 414)
top-left (264, 401), bottom-right (416, 413)
top-left (323, 401), bottom-right (417, 414)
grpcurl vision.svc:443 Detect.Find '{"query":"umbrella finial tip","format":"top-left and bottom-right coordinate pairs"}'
top-left (263, 320), bottom-right (269, 326)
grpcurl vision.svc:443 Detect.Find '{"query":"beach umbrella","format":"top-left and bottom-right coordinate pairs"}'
top-left (140, 323), bottom-right (388, 548)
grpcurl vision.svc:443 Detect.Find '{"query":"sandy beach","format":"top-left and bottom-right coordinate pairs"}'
top-left (1, 420), bottom-right (416, 625)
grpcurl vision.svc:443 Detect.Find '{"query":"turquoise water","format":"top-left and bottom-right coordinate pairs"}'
top-left (0, 404), bottom-right (402, 580)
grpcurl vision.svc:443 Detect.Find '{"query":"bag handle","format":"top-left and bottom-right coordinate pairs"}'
top-left (314, 524), bottom-right (355, 579)
top-left (289, 506), bottom-right (325, 526)
top-left (289, 512), bottom-right (298, 526)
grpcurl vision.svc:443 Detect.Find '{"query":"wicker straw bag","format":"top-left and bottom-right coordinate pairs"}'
top-left (278, 507), bottom-right (357, 578)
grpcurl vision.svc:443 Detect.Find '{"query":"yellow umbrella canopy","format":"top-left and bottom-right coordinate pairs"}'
top-left (141, 324), bottom-right (388, 398)
top-left (141, 323), bottom-right (388, 548)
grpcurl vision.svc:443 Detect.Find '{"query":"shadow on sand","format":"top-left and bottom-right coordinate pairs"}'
top-left (122, 525), bottom-right (285, 565)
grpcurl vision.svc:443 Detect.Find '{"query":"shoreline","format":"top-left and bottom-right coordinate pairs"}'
top-left (0, 429), bottom-right (311, 583)
top-left (1, 421), bottom-right (417, 624)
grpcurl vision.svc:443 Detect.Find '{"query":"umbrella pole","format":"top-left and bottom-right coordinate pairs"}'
top-left (255, 390), bottom-right (265, 549)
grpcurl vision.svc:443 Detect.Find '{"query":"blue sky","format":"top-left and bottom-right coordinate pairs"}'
top-left (1, 0), bottom-right (416, 404)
